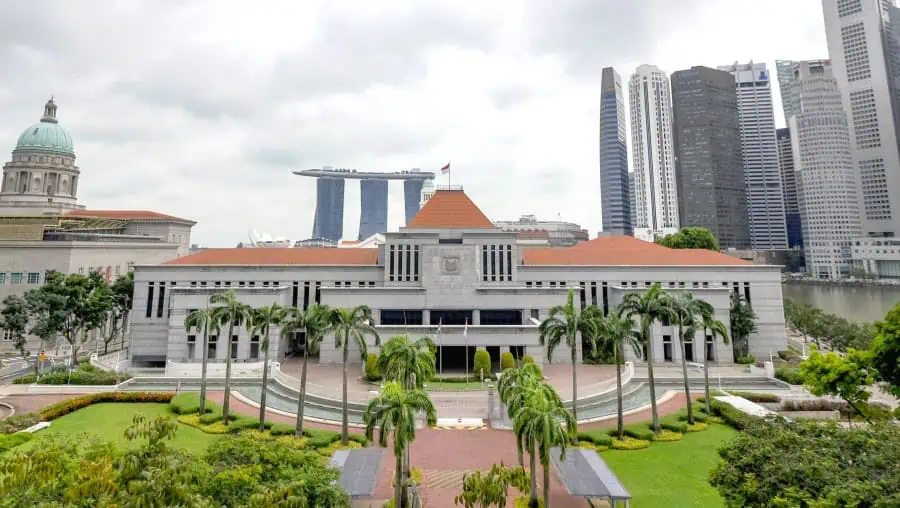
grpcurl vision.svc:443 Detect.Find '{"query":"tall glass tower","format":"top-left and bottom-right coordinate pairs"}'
top-left (599, 67), bottom-right (632, 236)
top-left (311, 177), bottom-right (345, 242)
top-left (358, 179), bottom-right (388, 240)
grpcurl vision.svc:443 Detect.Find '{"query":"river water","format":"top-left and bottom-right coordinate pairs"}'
top-left (781, 282), bottom-right (900, 323)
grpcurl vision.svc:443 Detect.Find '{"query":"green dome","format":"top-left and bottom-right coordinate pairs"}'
top-left (14, 99), bottom-right (74, 156)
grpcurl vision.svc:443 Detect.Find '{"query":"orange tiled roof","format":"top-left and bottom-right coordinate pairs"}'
top-left (164, 248), bottom-right (378, 265)
top-left (67, 209), bottom-right (195, 223)
top-left (522, 235), bottom-right (754, 266)
top-left (407, 190), bottom-right (494, 229)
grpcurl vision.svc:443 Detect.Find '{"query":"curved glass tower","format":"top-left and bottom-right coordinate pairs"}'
top-left (311, 177), bottom-right (345, 241)
top-left (359, 179), bottom-right (388, 239)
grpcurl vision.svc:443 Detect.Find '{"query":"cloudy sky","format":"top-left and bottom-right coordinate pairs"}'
top-left (0, 0), bottom-right (827, 246)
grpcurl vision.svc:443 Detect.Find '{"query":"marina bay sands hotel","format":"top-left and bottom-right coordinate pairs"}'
top-left (294, 166), bottom-right (435, 241)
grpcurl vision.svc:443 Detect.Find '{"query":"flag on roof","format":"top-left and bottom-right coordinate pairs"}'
top-left (440, 161), bottom-right (450, 174)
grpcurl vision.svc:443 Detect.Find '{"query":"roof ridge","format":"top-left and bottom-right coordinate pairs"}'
top-left (406, 189), bottom-right (494, 229)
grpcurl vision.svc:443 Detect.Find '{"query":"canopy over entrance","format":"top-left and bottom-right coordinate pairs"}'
top-left (550, 447), bottom-right (632, 507)
top-left (329, 448), bottom-right (383, 498)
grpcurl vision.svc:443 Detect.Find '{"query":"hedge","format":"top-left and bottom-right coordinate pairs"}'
top-left (364, 353), bottom-right (381, 382)
top-left (169, 393), bottom-right (216, 415)
top-left (500, 351), bottom-right (515, 371)
top-left (15, 364), bottom-right (130, 386)
top-left (605, 424), bottom-right (655, 441)
top-left (610, 436), bottom-right (649, 450)
top-left (702, 398), bottom-right (757, 431)
top-left (576, 431), bottom-right (613, 447)
top-left (521, 355), bottom-right (535, 365)
top-left (775, 367), bottom-right (804, 385)
top-left (39, 392), bottom-right (175, 421)
top-left (473, 350), bottom-right (491, 380)
top-left (728, 391), bottom-right (781, 403)
top-left (0, 413), bottom-right (40, 435)
top-left (0, 433), bottom-right (33, 453)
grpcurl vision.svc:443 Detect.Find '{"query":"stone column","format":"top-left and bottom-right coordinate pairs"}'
top-left (472, 309), bottom-right (481, 325)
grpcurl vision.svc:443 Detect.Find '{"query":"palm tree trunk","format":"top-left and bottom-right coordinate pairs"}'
top-left (542, 460), bottom-right (551, 508)
top-left (517, 440), bottom-right (524, 469)
top-left (703, 328), bottom-right (711, 416)
top-left (395, 454), bottom-right (404, 508)
top-left (341, 336), bottom-right (350, 446)
top-left (529, 446), bottom-right (538, 508)
top-left (258, 334), bottom-right (270, 431)
top-left (616, 339), bottom-right (624, 441)
top-left (645, 325), bottom-right (660, 434)
top-left (678, 326), bottom-right (694, 425)
top-left (295, 344), bottom-right (309, 437)
top-left (570, 337), bottom-right (578, 426)
top-left (222, 323), bottom-right (234, 422)
top-left (199, 324), bottom-right (209, 414)
top-left (400, 449), bottom-right (410, 508)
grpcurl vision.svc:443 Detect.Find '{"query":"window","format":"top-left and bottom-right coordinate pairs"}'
top-left (145, 283), bottom-right (155, 318)
top-left (2, 329), bottom-right (12, 341)
top-left (231, 336), bottom-right (239, 359)
top-left (250, 336), bottom-right (260, 360)
top-left (530, 309), bottom-right (540, 321)
top-left (706, 335), bottom-right (715, 363)
top-left (0, 273), bottom-right (6, 284)
top-left (27, 272), bottom-right (40, 284)
top-left (684, 337), bottom-right (694, 362)
top-left (187, 335), bottom-right (196, 360)
top-left (10, 273), bottom-right (23, 285)
top-left (208, 336), bottom-right (217, 359)
top-left (157, 282), bottom-right (166, 318)
top-left (663, 335), bottom-right (673, 362)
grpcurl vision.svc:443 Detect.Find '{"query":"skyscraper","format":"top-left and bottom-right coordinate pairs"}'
top-left (358, 179), bottom-right (388, 240)
top-left (789, 59), bottom-right (862, 279)
top-left (822, 0), bottom-right (900, 238)
top-left (629, 65), bottom-right (679, 242)
top-left (629, 172), bottom-right (636, 228)
top-left (718, 61), bottom-right (789, 250)
top-left (599, 67), bottom-right (632, 236)
top-left (776, 128), bottom-right (803, 249)
top-left (670, 66), bottom-right (750, 249)
top-left (311, 176), bottom-right (345, 241)
top-left (775, 60), bottom-right (799, 126)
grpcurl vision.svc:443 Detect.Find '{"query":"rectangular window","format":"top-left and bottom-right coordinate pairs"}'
top-left (10, 273), bottom-right (23, 285)
top-left (413, 245), bottom-right (420, 281)
top-left (591, 282), bottom-right (598, 307)
top-left (187, 335), bottom-right (196, 360)
top-left (530, 309), bottom-right (540, 321)
top-left (482, 245), bottom-right (488, 282)
top-left (0, 273), bottom-right (6, 284)
top-left (208, 336), bottom-right (217, 359)
top-left (743, 283), bottom-right (752, 307)
top-left (526, 281), bottom-right (533, 288)
top-left (706, 335), bottom-right (715, 363)
top-left (26, 272), bottom-right (40, 284)
top-left (145, 283), bottom-right (155, 318)
top-left (231, 336), bottom-right (239, 359)
top-left (250, 336), bottom-right (260, 360)
top-left (389, 245), bottom-right (395, 282)
top-left (684, 338), bottom-right (694, 363)
top-left (498, 244), bottom-right (505, 281)
top-left (490, 245), bottom-right (496, 281)
top-left (292, 282), bottom-right (299, 307)
top-left (663, 335), bottom-right (673, 362)
top-left (303, 282), bottom-right (310, 309)
top-left (157, 282), bottom-right (166, 318)
top-left (579, 282), bottom-right (586, 310)
top-left (315, 282), bottom-right (321, 304)
top-left (506, 245), bottom-right (513, 281)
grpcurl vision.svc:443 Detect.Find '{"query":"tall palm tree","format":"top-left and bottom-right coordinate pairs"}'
top-left (539, 288), bottom-right (591, 423)
top-left (331, 305), bottom-right (380, 445)
top-left (498, 363), bottom-right (550, 470)
top-left (248, 303), bottom-right (286, 431)
top-left (618, 283), bottom-right (670, 434)
top-left (209, 289), bottom-right (252, 422)
top-left (513, 387), bottom-right (576, 508)
top-left (699, 306), bottom-right (729, 415)
top-left (594, 312), bottom-right (638, 441)
top-left (184, 306), bottom-right (215, 414)
top-left (377, 335), bottom-right (436, 389)
top-left (364, 381), bottom-right (436, 508)
top-left (280, 304), bottom-right (333, 437)
top-left (669, 292), bottom-right (708, 425)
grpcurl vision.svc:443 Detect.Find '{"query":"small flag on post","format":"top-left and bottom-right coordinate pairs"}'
top-left (440, 161), bottom-right (450, 174)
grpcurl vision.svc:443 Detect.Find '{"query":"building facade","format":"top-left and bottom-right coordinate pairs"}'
top-left (789, 60), bottom-right (863, 279)
top-left (599, 67), bottom-right (632, 236)
top-left (718, 61), bottom-right (789, 250)
top-left (629, 65), bottom-right (679, 242)
top-left (776, 128), bottom-right (804, 249)
top-left (670, 66), bottom-right (750, 249)
top-left (130, 189), bottom-right (786, 368)
top-left (494, 214), bottom-right (589, 247)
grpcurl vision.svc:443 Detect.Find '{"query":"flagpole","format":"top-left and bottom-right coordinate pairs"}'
top-left (464, 317), bottom-right (469, 386)
top-left (438, 318), bottom-right (443, 382)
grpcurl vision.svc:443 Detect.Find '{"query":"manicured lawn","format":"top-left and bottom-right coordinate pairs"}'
top-left (19, 403), bottom-right (220, 455)
top-left (602, 424), bottom-right (736, 508)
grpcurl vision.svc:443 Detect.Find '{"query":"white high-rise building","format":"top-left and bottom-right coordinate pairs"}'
top-left (629, 65), bottom-right (679, 242)
top-left (789, 60), bottom-right (863, 279)
top-left (718, 61), bottom-right (789, 250)
top-left (823, 0), bottom-right (900, 241)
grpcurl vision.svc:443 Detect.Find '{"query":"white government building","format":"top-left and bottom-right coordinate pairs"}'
top-left (130, 188), bottom-right (787, 368)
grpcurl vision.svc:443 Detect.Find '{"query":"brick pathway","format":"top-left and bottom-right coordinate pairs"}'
top-left (0, 394), bottom-right (75, 415)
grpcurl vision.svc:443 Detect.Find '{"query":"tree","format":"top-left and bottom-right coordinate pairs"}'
top-left (248, 303), bottom-right (287, 431)
top-left (539, 288), bottom-right (591, 424)
top-left (669, 292), bottom-right (713, 425)
top-left (497, 363), bottom-right (544, 469)
top-left (331, 305), bottom-right (380, 445)
top-left (0, 295), bottom-right (33, 371)
top-left (655, 227), bottom-right (719, 251)
top-left (26, 271), bottom-right (114, 366)
top-left (364, 381), bottom-right (436, 508)
top-left (870, 303), bottom-right (900, 397)
top-left (101, 272), bottom-right (133, 353)
top-left (454, 463), bottom-right (529, 508)
top-left (699, 308), bottom-right (729, 415)
top-left (618, 283), bottom-right (670, 433)
top-left (729, 293), bottom-right (757, 361)
top-left (800, 348), bottom-right (875, 423)
top-left (184, 306), bottom-right (217, 414)
top-left (280, 304), bottom-right (333, 438)
top-left (209, 289), bottom-right (252, 422)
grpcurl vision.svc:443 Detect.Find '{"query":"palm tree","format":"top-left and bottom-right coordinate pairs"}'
top-left (699, 307), bottom-right (729, 415)
top-left (248, 303), bottom-right (286, 431)
top-left (513, 386), bottom-right (576, 508)
top-left (618, 283), bottom-right (671, 434)
top-left (364, 381), bottom-right (436, 508)
top-left (209, 289), bottom-right (252, 422)
top-left (280, 304), bottom-right (333, 438)
top-left (669, 292), bottom-right (708, 425)
top-left (497, 363), bottom-right (548, 469)
top-left (377, 335), bottom-right (436, 389)
top-left (594, 312), bottom-right (638, 441)
top-left (331, 305), bottom-right (380, 445)
top-left (539, 288), bottom-right (591, 423)
top-left (184, 306), bottom-right (215, 414)
top-left (729, 293), bottom-right (757, 360)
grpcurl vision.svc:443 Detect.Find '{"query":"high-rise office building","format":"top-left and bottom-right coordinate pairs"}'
top-left (670, 66), bottom-right (750, 249)
top-left (403, 178), bottom-right (425, 226)
top-left (628, 172), bottom-right (636, 228)
top-left (358, 179), bottom-right (388, 240)
top-left (718, 61), bottom-right (789, 250)
top-left (789, 59), bottom-right (862, 279)
top-left (776, 128), bottom-right (803, 249)
top-left (599, 67), bottom-right (632, 236)
top-left (629, 65), bottom-right (679, 242)
top-left (311, 176), bottom-right (345, 241)
top-left (822, 0), bottom-right (900, 239)
top-left (775, 60), bottom-right (800, 126)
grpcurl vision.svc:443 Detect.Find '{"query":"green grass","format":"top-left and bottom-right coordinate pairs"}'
top-left (425, 380), bottom-right (492, 392)
top-left (602, 423), bottom-right (736, 508)
top-left (19, 403), bottom-right (220, 455)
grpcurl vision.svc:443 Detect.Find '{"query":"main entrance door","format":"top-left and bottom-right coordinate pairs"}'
top-left (435, 346), bottom-right (476, 374)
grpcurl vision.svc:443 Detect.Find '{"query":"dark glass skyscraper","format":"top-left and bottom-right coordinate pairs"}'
top-left (599, 67), bottom-right (632, 236)
top-left (403, 179), bottom-right (424, 225)
top-left (311, 177), bottom-right (345, 241)
top-left (358, 179), bottom-right (388, 240)
top-left (671, 66), bottom-right (750, 249)
top-left (776, 128), bottom-right (803, 249)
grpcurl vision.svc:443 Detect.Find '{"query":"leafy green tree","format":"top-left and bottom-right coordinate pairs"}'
top-left (871, 303), bottom-right (900, 397)
top-left (280, 303), bottom-right (333, 437)
top-left (248, 302), bottom-right (287, 430)
top-left (584, 309), bottom-right (635, 441)
top-left (0, 295), bottom-right (34, 371)
top-left (185, 306), bottom-right (217, 414)
top-left (500, 351), bottom-right (516, 370)
top-left (378, 335), bottom-right (436, 390)
top-left (669, 292), bottom-right (710, 425)
top-left (454, 463), bottom-right (530, 508)
top-left (364, 381), bottom-right (436, 508)
top-left (656, 227), bottom-right (719, 251)
top-left (618, 283), bottom-right (670, 433)
top-left (539, 288), bottom-right (592, 423)
top-left (102, 272), bottom-right (133, 353)
top-left (729, 293), bottom-right (757, 361)
top-left (473, 349), bottom-right (491, 380)
top-left (800, 348), bottom-right (875, 423)
top-left (699, 308), bottom-right (729, 415)
top-left (331, 305), bottom-right (380, 445)
top-left (210, 289), bottom-right (252, 422)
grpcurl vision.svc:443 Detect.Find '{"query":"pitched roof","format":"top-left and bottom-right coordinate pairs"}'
top-left (66, 209), bottom-right (195, 224)
top-left (164, 248), bottom-right (378, 266)
top-left (407, 190), bottom-right (494, 229)
top-left (522, 235), bottom-right (755, 266)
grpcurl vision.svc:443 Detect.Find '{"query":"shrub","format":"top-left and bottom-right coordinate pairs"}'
top-left (605, 424), bottom-right (654, 441)
top-left (177, 414), bottom-right (230, 434)
top-left (895, 407), bottom-right (900, 420)
top-left (514, 497), bottom-right (544, 508)
top-left (0, 413), bottom-right (40, 434)
top-left (198, 408), bottom-right (226, 425)
top-left (269, 423), bottom-right (295, 436)
top-left (778, 349), bottom-right (800, 362)
top-left (473, 350), bottom-right (491, 380)
top-left (521, 355), bottom-right (535, 365)
top-left (660, 420), bottom-right (688, 433)
top-left (708, 399), bottom-right (757, 430)
top-left (576, 431), bottom-right (613, 447)
top-left (775, 367), bottom-right (805, 385)
top-left (14, 363), bottom-right (130, 385)
top-left (317, 440), bottom-right (362, 457)
top-left (676, 408), bottom-right (708, 423)
top-left (169, 393), bottom-right (213, 415)
top-left (735, 355), bottom-right (756, 365)
top-left (610, 436), bottom-right (649, 450)
top-left (39, 392), bottom-right (174, 421)
top-left (686, 422), bottom-right (708, 432)
top-left (364, 353), bottom-right (381, 382)
top-left (0, 432), bottom-right (33, 453)
top-left (860, 401), bottom-right (894, 422)
top-left (500, 351), bottom-right (515, 371)
top-left (779, 398), bottom-right (847, 413)
top-left (651, 430), bottom-right (684, 442)
top-left (227, 416), bottom-right (273, 434)
top-left (728, 391), bottom-right (780, 403)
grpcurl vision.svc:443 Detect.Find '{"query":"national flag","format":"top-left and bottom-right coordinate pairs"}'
top-left (440, 161), bottom-right (450, 174)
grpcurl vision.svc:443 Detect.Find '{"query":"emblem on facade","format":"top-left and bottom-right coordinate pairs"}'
top-left (441, 256), bottom-right (460, 275)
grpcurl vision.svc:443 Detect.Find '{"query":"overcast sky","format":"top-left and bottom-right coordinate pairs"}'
top-left (0, 0), bottom-right (828, 246)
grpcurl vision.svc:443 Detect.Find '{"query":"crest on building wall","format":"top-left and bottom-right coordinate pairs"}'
top-left (441, 256), bottom-right (460, 275)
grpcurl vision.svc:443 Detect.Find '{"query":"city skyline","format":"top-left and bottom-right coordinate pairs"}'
top-left (0, 1), bottom-right (828, 246)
